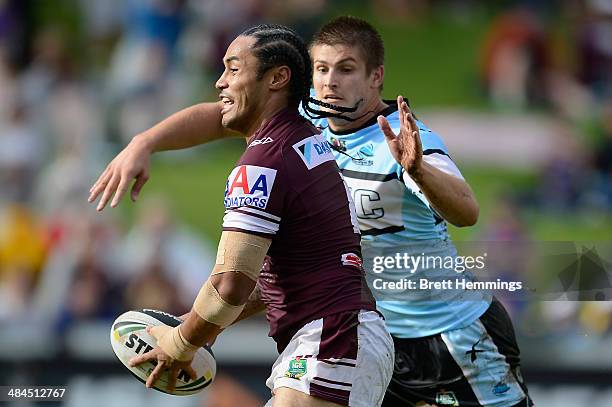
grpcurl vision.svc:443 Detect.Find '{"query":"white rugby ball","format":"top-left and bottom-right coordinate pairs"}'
top-left (110, 309), bottom-right (216, 395)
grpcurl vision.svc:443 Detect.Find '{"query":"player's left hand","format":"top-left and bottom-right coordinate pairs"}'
top-left (378, 95), bottom-right (423, 175)
top-left (128, 326), bottom-right (197, 392)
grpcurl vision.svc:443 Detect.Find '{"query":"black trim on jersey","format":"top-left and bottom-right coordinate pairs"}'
top-left (222, 227), bottom-right (275, 239)
top-left (361, 225), bottom-right (405, 236)
top-left (433, 212), bottom-right (445, 225)
top-left (341, 169), bottom-right (398, 182)
top-left (327, 103), bottom-right (398, 136)
top-left (423, 148), bottom-right (450, 157)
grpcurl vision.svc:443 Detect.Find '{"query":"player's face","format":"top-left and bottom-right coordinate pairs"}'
top-left (311, 43), bottom-right (382, 120)
top-left (216, 35), bottom-right (267, 133)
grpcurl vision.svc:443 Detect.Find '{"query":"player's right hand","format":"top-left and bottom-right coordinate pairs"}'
top-left (88, 136), bottom-right (152, 211)
top-left (129, 326), bottom-right (197, 392)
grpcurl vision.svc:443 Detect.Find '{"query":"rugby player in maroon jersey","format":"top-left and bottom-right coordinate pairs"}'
top-left (122, 25), bottom-right (393, 407)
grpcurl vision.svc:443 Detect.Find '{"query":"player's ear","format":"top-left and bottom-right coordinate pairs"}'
top-left (269, 66), bottom-right (291, 91)
top-left (370, 65), bottom-right (384, 90)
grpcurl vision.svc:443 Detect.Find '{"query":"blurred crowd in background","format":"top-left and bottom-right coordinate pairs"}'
top-left (479, 0), bottom-right (612, 213)
top-left (0, 0), bottom-right (611, 390)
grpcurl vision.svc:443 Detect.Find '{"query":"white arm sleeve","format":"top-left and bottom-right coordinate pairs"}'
top-left (422, 153), bottom-right (465, 180)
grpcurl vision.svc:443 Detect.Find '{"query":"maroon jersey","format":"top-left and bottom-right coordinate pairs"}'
top-left (222, 108), bottom-right (376, 352)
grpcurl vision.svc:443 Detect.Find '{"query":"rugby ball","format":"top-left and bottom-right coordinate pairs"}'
top-left (110, 309), bottom-right (216, 395)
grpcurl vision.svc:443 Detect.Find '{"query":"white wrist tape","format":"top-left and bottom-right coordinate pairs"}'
top-left (149, 325), bottom-right (199, 362)
top-left (193, 279), bottom-right (245, 328)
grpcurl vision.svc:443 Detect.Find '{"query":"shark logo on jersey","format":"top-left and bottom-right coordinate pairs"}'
top-left (292, 135), bottom-right (335, 170)
top-left (224, 165), bottom-right (277, 209)
top-left (350, 143), bottom-right (375, 166)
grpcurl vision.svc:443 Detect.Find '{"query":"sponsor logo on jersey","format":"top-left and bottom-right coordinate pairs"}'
top-left (329, 136), bottom-right (347, 152)
top-left (285, 357), bottom-right (307, 379)
top-left (351, 151), bottom-right (374, 166)
top-left (359, 143), bottom-right (374, 157)
top-left (435, 390), bottom-right (459, 406)
top-left (341, 253), bottom-right (363, 269)
top-left (248, 137), bottom-right (274, 148)
top-left (224, 165), bottom-right (277, 209)
top-left (292, 135), bottom-right (335, 170)
top-left (492, 381), bottom-right (511, 396)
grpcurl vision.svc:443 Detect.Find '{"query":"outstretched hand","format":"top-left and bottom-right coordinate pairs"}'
top-left (377, 96), bottom-right (423, 176)
top-left (88, 138), bottom-right (152, 211)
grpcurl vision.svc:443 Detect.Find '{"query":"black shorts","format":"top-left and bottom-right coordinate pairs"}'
top-left (382, 298), bottom-right (533, 406)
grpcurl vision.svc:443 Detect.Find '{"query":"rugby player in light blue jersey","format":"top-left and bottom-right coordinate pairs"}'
top-left (90, 16), bottom-right (533, 407)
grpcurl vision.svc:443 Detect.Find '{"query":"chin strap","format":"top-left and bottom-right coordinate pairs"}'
top-left (303, 97), bottom-right (373, 122)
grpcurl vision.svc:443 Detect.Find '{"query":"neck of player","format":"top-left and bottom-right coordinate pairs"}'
top-left (327, 97), bottom-right (388, 133)
top-left (245, 94), bottom-right (291, 139)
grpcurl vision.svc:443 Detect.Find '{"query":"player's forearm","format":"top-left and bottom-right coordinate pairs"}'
top-left (132, 102), bottom-right (241, 154)
top-left (181, 311), bottom-right (224, 347)
top-left (179, 281), bottom-right (264, 326)
top-left (181, 272), bottom-right (256, 346)
top-left (410, 162), bottom-right (479, 227)
top-left (180, 232), bottom-right (271, 345)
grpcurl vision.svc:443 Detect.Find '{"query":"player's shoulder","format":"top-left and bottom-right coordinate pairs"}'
top-left (285, 131), bottom-right (335, 173)
top-left (381, 102), bottom-right (431, 133)
top-left (413, 118), bottom-right (448, 153)
top-left (244, 114), bottom-right (332, 177)
top-left (380, 99), bottom-right (449, 154)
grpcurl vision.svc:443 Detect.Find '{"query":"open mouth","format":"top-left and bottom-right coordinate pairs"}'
top-left (220, 96), bottom-right (234, 114)
top-left (323, 95), bottom-right (345, 106)
top-left (324, 94), bottom-right (343, 101)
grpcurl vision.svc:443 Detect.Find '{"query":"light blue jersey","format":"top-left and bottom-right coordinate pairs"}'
top-left (300, 99), bottom-right (491, 338)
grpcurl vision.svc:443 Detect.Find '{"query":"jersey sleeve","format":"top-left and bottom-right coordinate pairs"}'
top-left (222, 159), bottom-right (286, 237)
top-left (417, 120), bottom-right (465, 180)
